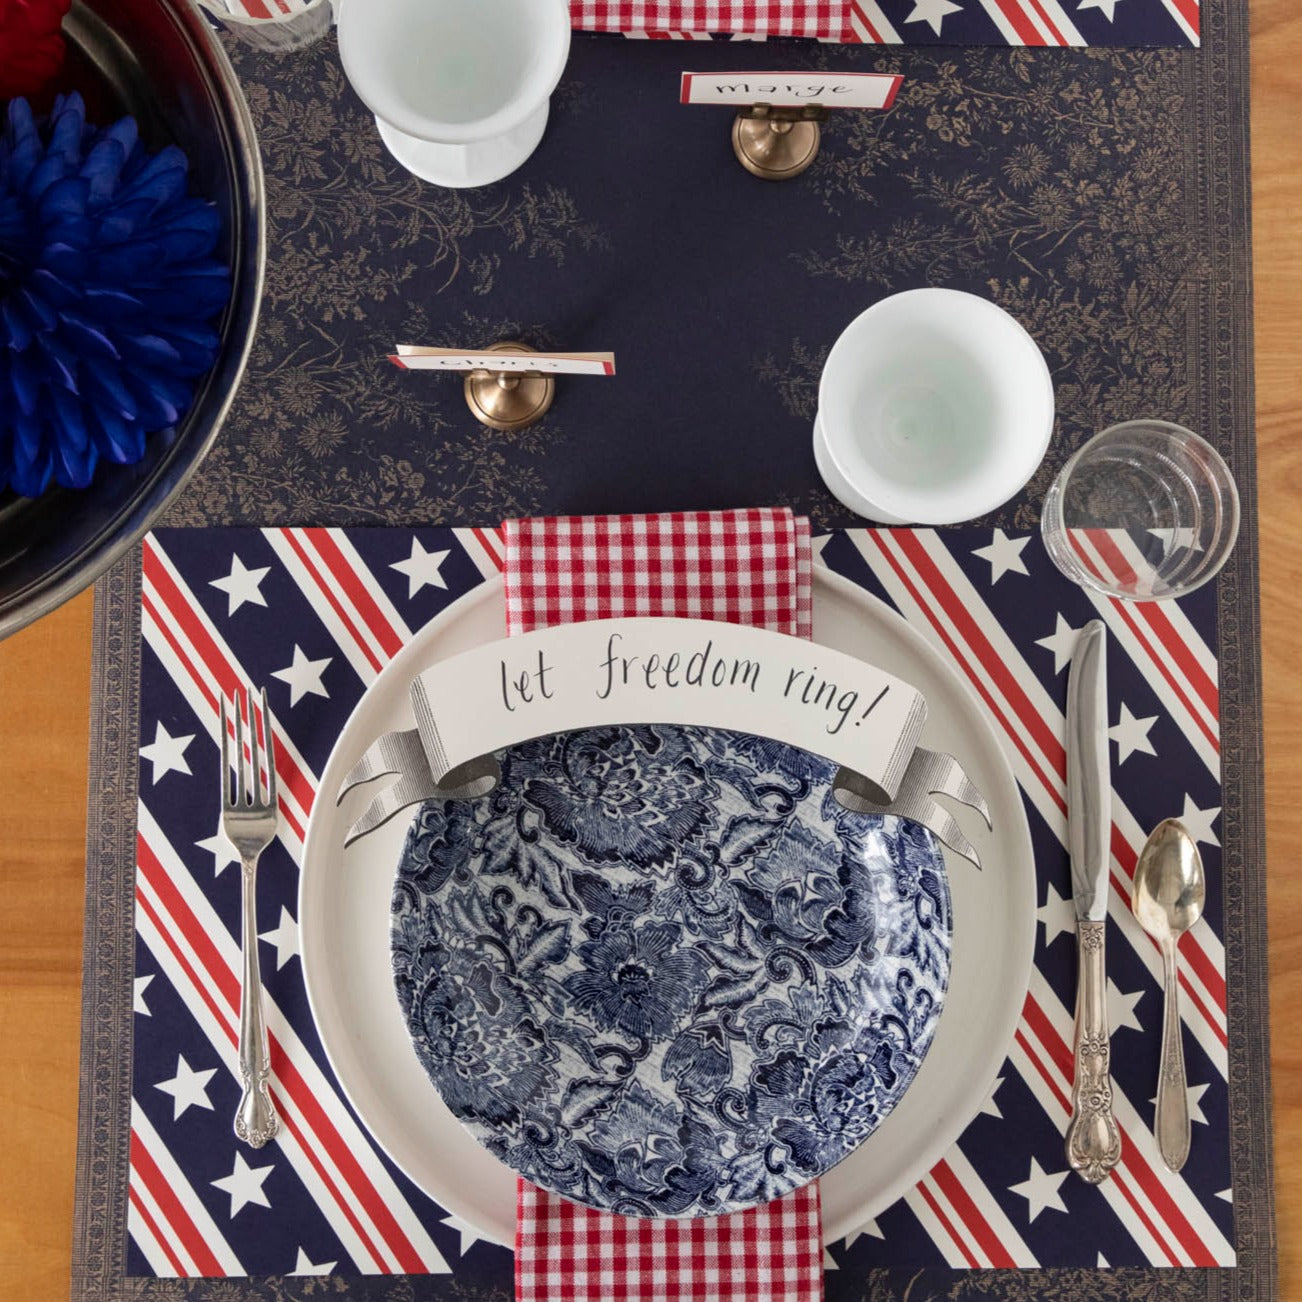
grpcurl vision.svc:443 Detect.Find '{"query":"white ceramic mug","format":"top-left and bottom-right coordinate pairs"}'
top-left (337, 0), bottom-right (571, 189)
top-left (813, 288), bottom-right (1056, 524)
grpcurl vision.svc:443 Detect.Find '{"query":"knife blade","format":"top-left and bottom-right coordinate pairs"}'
top-left (1063, 620), bottom-right (1122, 1184)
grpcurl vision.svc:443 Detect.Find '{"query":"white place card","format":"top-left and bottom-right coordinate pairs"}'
top-left (407, 617), bottom-right (928, 800)
top-left (680, 71), bottom-right (903, 110)
top-left (391, 347), bottom-right (616, 376)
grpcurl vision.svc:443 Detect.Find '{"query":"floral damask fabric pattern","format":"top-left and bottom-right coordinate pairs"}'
top-left (391, 724), bottom-right (951, 1217)
top-left (169, 37), bottom-right (1202, 534)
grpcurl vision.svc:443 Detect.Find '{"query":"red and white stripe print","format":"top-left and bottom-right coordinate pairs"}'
top-left (1068, 529), bottom-right (1219, 776)
top-left (839, 528), bottom-right (1233, 1266)
top-left (1159, 0), bottom-right (1199, 44)
top-left (133, 532), bottom-right (481, 1276)
top-left (129, 1101), bottom-right (245, 1277)
top-left (844, 529), bottom-right (1227, 1056)
top-left (846, 0), bottom-right (899, 43)
top-left (263, 528), bottom-right (414, 685)
top-left (975, 0), bottom-right (1082, 46)
top-left (267, 526), bottom-right (503, 677)
top-left (1014, 974), bottom-right (1232, 1265)
top-left (459, 524), bottom-right (508, 579)
top-left (924, 527), bottom-right (1227, 1056)
top-left (131, 804), bottom-right (451, 1275)
top-left (905, 1150), bottom-right (1038, 1268)
top-left (222, 0), bottom-right (287, 20)
top-left (140, 537), bottom-right (316, 851)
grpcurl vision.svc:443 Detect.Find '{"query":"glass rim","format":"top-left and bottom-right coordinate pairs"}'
top-left (1043, 418), bottom-right (1242, 602)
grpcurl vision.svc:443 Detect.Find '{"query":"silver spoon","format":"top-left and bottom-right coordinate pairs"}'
top-left (1130, 818), bottom-right (1206, 1172)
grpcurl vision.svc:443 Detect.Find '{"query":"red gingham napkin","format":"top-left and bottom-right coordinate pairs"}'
top-left (503, 508), bottom-right (823, 1302)
top-left (569, 1), bottom-right (846, 39)
top-left (503, 509), bottom-right (812, 638)
top-left (517, 1181), bottom-right (824, 1302)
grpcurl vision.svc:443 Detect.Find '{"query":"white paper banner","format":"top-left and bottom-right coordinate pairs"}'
top-left (408, 618), bottom-right (926, 798)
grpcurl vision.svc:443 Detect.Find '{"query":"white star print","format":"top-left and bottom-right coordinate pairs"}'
top-left (979, 1076), bottom-right (1006, 1119)
top-left (196, 831), bottom-right (240, 876)
top-left (973, 529), bottom-right (1031, 584)
top-left (1098, 1252), bottom-right (1111, 1267)
top-left (1149, 1081), bottom-right (1210, 1126)
top-left (391, 539), bottom-right (451, 598)
top-left (133, 975), bottom-right (154, 1016)
top-left (291, 1248), bottom-right (336, 1275)
top-left (1038, 882), bottom-right (1076, 949)
top-left (1217, 1188), bottom-right (1233, 1203)
top-left (210, 554), bottom-right (271, 616)
top-left (141, 721), bottom-right (195, 785)
top-left (1036, 614), bottom-right (1081, 675)
top-left (1178, 795), bottom-right (1221, 848)
top-left (271, 645), bottom-right (332, 707)
top-left (824, 1248), bottom-right (840, 1271)
top-left (259, 906), bottom-right (301, 971)
top-left (842, 1218), bottom-right (884, 1249)
top-left (1009, 1158), bottom-right (1069, 1222)
top-left (441, 1213), bottom-right (488, 1257)
top-left (1109, 704), bottom-right (1158, 765)
top-left (1107, 978), bottom-right (1144, 1035)
top-left (212, 1153), bottom-right (275, 1217)
top-left (1078, 0), bottom-right (1123, 19)
top-left (904, 0), bottom-right (963, 36)
top-left (155, 1054), bottom-right (217, 1121)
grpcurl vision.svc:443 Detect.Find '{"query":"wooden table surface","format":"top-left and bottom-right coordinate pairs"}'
top-left (2, 10), bottom-right (1299, 1299)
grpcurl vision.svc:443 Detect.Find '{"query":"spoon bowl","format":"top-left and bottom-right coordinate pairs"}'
top-left (1132, 819), bottom-right (1206, 940)
top-left (1131, 818), bottom-right (1207, 1172)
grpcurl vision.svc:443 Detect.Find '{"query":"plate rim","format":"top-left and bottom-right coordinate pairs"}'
top-left (300, 563), bottom-right (1036, 1247)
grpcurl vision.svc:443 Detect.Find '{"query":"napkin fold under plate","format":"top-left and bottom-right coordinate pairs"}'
top-left (506, 508), bottom-right (824, 1302)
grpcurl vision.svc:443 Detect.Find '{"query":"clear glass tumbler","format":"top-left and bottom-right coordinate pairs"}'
top-left (196, 0), bottom-right (333, 51)
top-left (1040, 420), bottom-right (1240, 601)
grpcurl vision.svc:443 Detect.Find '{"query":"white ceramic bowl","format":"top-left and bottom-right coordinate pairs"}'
top-left (814, 288), bottom-right (1055, 525)
top-left (337, 0), bottom-right (571, 188)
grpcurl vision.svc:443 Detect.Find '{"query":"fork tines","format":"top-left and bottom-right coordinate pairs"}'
top-left (220, 686), bottom-right (279, 812)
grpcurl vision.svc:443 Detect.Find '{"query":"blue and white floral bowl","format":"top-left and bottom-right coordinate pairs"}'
top-left (390, 724), bottom-right (952, 1218)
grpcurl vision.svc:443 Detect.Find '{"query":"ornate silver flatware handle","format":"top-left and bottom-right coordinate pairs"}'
top-left (235, 851), bottom-right (278, 1149)
top-left (1065, 920), bottom-right (1121, 1183)
top-left (1155, 936), bottom-right (1190, 1171)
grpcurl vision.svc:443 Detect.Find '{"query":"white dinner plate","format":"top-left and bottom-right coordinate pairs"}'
top-left (300, 565), bottom-right (1035, 1246)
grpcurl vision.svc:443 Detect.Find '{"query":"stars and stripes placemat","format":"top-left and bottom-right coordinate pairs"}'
top-left (574, 0), bottom-right (1200, 47)
top-left (209, 0), bottom-right (1202, 51)
top-left (122, 522), bottom-right (1232, 1289)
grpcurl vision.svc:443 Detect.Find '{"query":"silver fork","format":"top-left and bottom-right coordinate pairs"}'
top-left (221, 687), bottom-right (280, 1149)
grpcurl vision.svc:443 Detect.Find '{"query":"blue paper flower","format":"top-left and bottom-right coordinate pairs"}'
top-left (0, 93), bottom-right (231, 498)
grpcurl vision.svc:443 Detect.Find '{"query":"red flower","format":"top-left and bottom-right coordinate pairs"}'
top-left (0, 0), bottom-right (72, 100)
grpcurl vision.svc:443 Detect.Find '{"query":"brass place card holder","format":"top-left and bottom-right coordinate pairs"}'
top-left (392, 342), bottom-right (616, 431)
top-left (732, 103), bottom-right (828, 181)
top-left (464, 343), bottom-right (555, 432)
top-left (682, 71), bottom-right (900, 183)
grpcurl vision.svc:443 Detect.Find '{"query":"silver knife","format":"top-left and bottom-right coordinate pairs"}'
top-left (1063, 620), bottom-right (1122, 1184)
